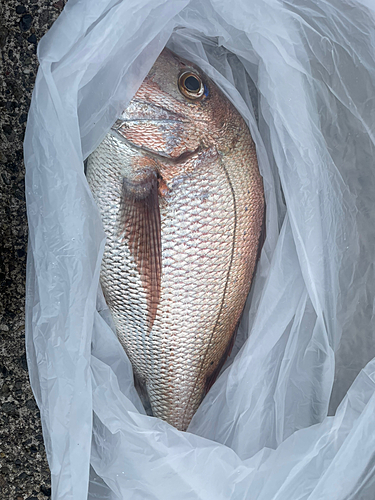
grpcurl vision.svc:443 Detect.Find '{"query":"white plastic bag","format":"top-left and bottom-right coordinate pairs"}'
top-left (24, 0), bottom-right (375, 498)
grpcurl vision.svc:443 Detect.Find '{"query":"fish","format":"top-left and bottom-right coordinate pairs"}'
top-left (86, 48), bottom-right (265, 431)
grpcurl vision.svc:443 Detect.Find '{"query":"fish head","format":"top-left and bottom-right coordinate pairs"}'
top-left (112, 48), bottom-right (237, 163)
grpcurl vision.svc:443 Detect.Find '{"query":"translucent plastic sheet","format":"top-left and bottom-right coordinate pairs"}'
top-left (24, 0), bottom-right (375, 498)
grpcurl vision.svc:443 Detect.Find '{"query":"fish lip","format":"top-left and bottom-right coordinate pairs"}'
top-left (115, 99), bottom-right (189, 124)
top-left (111, 99), bottom-right (203, 163)
top-left (109, 128), bottom-right (202, 164)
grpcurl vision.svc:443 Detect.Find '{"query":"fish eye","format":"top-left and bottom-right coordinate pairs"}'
top-left (178, 72), bottom-right (205, 100)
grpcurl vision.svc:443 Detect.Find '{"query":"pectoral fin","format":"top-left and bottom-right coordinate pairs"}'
top-left (120, 168), bottom-right (161, 331)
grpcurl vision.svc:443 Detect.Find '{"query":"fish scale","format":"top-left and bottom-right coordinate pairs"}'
top-left (86, 48), bottom-right (264, 431)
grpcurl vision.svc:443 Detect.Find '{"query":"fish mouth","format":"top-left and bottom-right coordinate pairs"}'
top-left (115, 99), bottom-right (189, 124)
top-left (111, 99), bottom-right (201, 163)
top-left (110, 127), bottom-right (201, 164)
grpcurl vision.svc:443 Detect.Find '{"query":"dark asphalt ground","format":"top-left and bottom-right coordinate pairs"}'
top-left (0, 1), bottom-right (65, 498)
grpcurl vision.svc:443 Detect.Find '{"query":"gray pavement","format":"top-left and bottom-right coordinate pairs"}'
top-left (0, 1), bottom-right (65, 498)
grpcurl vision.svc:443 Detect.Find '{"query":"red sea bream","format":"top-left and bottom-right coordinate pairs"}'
top-left (86, 48), bottom-right (265, 431)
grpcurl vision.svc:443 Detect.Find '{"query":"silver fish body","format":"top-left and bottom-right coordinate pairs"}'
top-left (86, 49), bottom-right (264, 430)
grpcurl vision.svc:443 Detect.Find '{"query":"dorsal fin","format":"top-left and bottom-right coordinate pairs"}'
top-left (120, 169), bottom-right (161, 331)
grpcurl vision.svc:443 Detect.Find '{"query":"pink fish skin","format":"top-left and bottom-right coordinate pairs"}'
top-left (86, 48), bottom-right (265, 431)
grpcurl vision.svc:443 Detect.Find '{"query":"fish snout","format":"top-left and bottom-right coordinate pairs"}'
top-left (116, 99), bottom-right (188, 124)
top-left (111, 101), bottom-right (202, 161)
